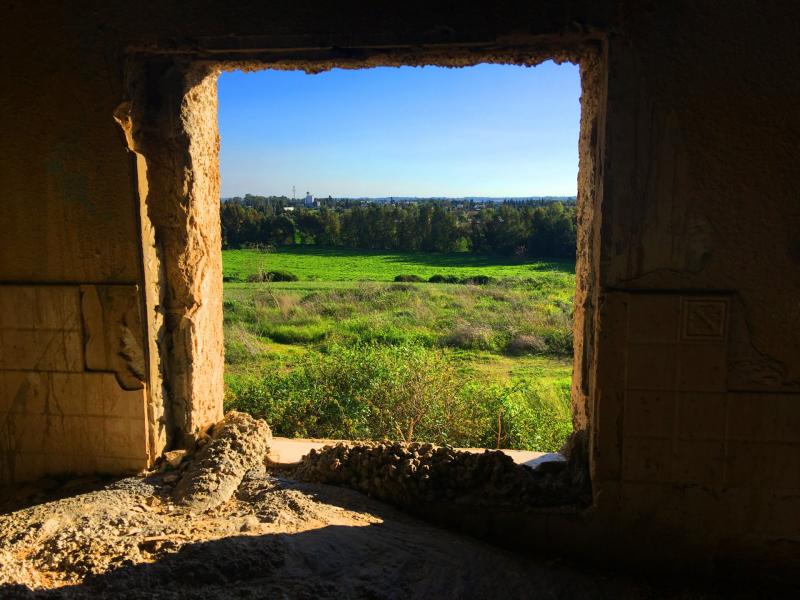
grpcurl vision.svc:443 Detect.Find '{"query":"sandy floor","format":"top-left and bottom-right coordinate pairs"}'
top-left (0, 470), bottom-right (791, 599)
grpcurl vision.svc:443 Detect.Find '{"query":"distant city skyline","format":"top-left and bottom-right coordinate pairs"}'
top-left (218, 62), bottom-right (580, 198)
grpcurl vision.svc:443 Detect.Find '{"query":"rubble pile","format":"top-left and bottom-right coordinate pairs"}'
top-left (295, 435), bottom-right (590, 509)
top-left (173, 411), bottom-right (272, 511)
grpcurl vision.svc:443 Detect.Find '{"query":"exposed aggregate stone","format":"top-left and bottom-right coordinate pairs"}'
top-left (172, 411), bottom-right (272, 511)
top-left (294, 434), bottom-right (591, 509)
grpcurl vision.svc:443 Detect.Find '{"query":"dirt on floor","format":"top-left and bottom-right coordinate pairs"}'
top-left (0, 467), bottom-right (592, 599)
top-left (1, 468), bottom-right (795, 599)
top-left (0, 416), bottom-right (794, 598)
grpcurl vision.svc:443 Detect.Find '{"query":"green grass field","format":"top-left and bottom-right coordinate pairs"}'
top-left (223, 246), bottom-right (575, 282)
top-left (223, 247), bottom-right (576, 451)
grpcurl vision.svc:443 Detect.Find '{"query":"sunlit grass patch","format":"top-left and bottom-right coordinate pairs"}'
top-left (222, 248), bottom-right (576, 451)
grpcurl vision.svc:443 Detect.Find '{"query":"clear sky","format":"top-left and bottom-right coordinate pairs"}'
top-left (218, 61), bottom-right (580, 198)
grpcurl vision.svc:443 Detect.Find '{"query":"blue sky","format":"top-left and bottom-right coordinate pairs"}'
top-left (218, 61), bottom-right (580, 198)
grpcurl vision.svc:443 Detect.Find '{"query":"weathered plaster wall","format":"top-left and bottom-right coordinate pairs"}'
top-left (0, 285), bottom-right (150, 480)
top-left (1, 0), bottom-right (798, 575)
top-left (587, 2), bottom-right (800, 572)
top-left (119, 60), bottom-right (225, 445)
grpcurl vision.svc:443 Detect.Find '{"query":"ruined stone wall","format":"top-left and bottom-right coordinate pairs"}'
top-left (1, 0), bottom-right (799, 573)
top-left (0, 285), bottom-right (150, 480)
top-left (589, 2), bottom-right (800, 570)
top-left (0, 3), bottom-right (154, 481)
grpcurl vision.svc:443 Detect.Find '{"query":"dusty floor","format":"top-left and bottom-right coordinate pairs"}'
top-left (0, 468), bottom-right (793, 599)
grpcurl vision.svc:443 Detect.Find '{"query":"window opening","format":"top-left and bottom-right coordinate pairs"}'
top-left (217, 62), bottom-right (582, 468)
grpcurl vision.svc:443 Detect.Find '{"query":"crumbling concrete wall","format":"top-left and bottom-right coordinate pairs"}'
top-left (586, 2), bottom-right (800, 572)
top-left (1, 0), bottom-right (799, 575)
top-left (0, 285), bottom-right (150, 480)
top-left (117, 58), bottom-right (225, 448)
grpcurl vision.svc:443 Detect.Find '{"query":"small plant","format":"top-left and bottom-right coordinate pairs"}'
top-left (394, 274), bottom-right (424, 282)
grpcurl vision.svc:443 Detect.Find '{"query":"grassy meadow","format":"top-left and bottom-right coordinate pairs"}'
top-left (223, 247), bottom-right (576, 451)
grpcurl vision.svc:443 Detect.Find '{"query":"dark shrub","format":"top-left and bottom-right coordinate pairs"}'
top-left (429, 274), bottom-right (460, 284)
top-left (222, 275), bottom-right (241, 282)
top-left (460, 275), bottom-right (493, 285)
top-left (440, 324), bottom-right (496, 351)
top-left (267, 270), bottom-right (299, 282)
top-left (505, 334), bottom-right (548, 356)
top-left (541, 329), bottom-right (574, 357)
top-left (247, 270), bottom-right (299, 282)
top-left (394, 274), bottom-right (424, 282)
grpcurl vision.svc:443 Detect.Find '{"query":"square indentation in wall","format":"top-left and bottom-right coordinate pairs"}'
top-left (681, 297), bottom-right (729, 342)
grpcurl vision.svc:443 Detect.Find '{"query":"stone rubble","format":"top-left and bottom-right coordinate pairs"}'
top-left (294, 433), bottom-right (591, 509)
top-left (172, 411), bottom-right (272, 512)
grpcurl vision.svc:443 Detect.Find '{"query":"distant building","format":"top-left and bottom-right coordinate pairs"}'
top-left (303, 192), bottom-right (317, 208)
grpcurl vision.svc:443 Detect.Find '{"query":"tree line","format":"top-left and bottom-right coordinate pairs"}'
top-left (220, 195), bottom-right (577, 259)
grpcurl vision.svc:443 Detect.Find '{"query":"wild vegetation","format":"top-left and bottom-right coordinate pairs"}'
top-left (223, 246), bottom-right (575, 452)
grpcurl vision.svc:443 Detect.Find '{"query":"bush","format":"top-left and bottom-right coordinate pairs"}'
top-left (460, 275), bottom-right (493, 285)
top-left (440, 324), bottom-right (496, 351)
top-left (461, 379), bottom-right (572, 452)
top-left (428, 274), bottom-right (460, 284)
top-left (505, 333), bottom-right (548, 356)
top-left (541, 328), bottom-right (573, 357)
top-left (224, 344), bottom-right (573, 452)
top-left (247, 270), bottom-right (299, 282)
top-left (225, 344), bottom-right (480, 444)
top-left (394, 274), bottom-right (424, 282)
